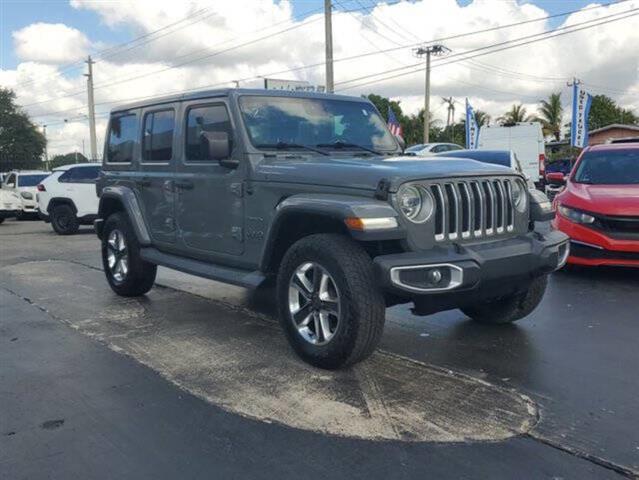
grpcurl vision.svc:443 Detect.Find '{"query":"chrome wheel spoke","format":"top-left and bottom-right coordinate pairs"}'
top-left (288, 261), bottom-right (341, 346)
top-left (107, 229), bottom-right (128, 282)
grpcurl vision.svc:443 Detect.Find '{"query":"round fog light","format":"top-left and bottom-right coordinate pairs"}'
top-left (427, 269), bottom-right (442, 284)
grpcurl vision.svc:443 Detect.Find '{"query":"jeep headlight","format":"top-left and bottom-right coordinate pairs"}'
top-left (558, 204), bottom-right (595, 224)
top-left (397, 184), bottom-right (434, 223)
top-left (511, 181), bottom-right (527, 212)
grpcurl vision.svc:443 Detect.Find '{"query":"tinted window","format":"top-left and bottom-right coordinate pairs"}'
top-left (185, 104), bottom-right (232, 162)
top-left (59, 166), bottom-right (101, 183)
top-left (238, 96), bottom-right (397, 153)
top-left (574, 149), bottom-right (639, 185)
top-left (18, 174), bottom-right (48, 187)
top-left (107, 113), bottom-right (138, 163)
top-left (143, 110), bottom-right (174, 161)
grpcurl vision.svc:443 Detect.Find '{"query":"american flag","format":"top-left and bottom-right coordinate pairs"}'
top-left (387, 106), bottom-right (403, 136)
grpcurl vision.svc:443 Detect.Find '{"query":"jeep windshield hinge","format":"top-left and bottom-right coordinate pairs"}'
top-left (374, 178), bottom-right (391, 201)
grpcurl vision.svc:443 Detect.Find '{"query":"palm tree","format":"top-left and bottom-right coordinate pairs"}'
top-left (474, 109), bottom-right (491, 127)
top-left (497, 104), bottom-right (534, 125)
top-left (538, 92), bottom-right (563, 141)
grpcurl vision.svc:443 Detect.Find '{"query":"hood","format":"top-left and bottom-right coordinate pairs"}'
top-left (253, 155), bottom-right (515, 191)
top-left (563, 183), bottom-right (639, 216)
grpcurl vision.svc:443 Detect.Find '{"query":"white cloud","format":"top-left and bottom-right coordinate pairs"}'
top-left (2, 0), bottom-right (638, 156)
top-left (13, 23), bottom-right (91, 64)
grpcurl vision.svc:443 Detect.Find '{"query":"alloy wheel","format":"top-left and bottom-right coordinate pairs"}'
top-left (288, 262), bottom-right (341, 346)
top-left (107, 229), bottom-right (129, 283)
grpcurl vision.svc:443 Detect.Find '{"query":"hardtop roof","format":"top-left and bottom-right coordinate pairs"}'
top-left (110, 88), bottom-right (370, 114)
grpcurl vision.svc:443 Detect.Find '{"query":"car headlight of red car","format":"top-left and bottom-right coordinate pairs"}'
top-left (558, 204), bottom-right (596, 224)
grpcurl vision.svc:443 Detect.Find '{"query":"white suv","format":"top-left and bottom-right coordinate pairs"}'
top-left (37, 163), bottom-right (101, 235)
top-left (1, 170), bottom-right (51, 219)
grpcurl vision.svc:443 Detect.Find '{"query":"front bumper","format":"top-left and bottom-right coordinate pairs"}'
top-left (374, 230), bottom-right (569, 315)
top-left (552, 215), bottom-right (639, 267)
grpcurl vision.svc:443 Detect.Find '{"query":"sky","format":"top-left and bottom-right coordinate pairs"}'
top-left (1, 0), bottom-right (638, 156)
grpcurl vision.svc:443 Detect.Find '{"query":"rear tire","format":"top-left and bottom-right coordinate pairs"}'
top-left (277, 234), bottom-right (386, 369)
top-left (462, 275), bottom-right (548, 324)
top-left (50, 204), bottom-right (79, 235)
top-left (101, 212), bottom-right (156, 297)
top-left (0, 217), bottom-right (5, 224)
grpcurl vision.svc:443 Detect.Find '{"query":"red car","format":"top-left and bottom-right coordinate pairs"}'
top-left (550, 143), bottom-right (639, 267)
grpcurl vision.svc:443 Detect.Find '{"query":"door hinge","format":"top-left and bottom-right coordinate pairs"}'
top-left (231, 226), bottom-right (243, 241)
top-left (230, 183), bottom-right (243, 198)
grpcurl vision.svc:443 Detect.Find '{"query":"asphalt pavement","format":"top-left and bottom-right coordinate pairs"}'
top-left (1, 219), bottom-right (637, 479)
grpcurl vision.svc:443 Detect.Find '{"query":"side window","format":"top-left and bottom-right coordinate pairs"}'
top-left (431, 145), bottom-right (444, 153)
top-left (185, 104), bottom-right (232, 162)
top-left (107, 113), bottom-right (138, 163)
top-left (143, 109), bottom-right (174, 162)
top-left (61, 166), bottom-right (100, 184)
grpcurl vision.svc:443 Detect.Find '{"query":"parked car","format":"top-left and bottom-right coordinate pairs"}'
top-left (432, 149), bottom-right (536, 189)
top-left (1, 170), bottom-right (50, 219)
top-left (405, 143), bottom-right (463, 156)
top-left (478, 122), bottom-right (546, 189)
top-left (95, 88), bottom-right (568, 369)
top-left (551, 143), bottom-right (639, 267)
top-left (0, 176), bottom-right (19, 223)
top-left (37, 163), bottom-right (101, 235)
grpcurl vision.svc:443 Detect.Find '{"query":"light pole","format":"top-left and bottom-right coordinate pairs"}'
top-left (413, 44), bottom-right (450, 143)
top-left (41, 124), bottom-right (49, 170)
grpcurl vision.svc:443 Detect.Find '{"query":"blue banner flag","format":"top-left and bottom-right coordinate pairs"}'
top-left (570, 83), bottom-right (593, 148)
top-left (465, 99), bottom-right (479, 149)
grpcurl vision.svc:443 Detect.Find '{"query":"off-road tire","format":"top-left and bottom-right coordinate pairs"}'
top-left (102, 212), bottom-right (157, 297)
top-left (462, 275), bottom-right (548, 324)
top-left (50, 204), bottom-right (79, 235)
top-left (277, 234), bottom-right (386, 369)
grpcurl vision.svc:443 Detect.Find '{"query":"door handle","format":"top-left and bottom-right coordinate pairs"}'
top-left (174, 180), bottom-right (194, 190)
top-left (136, 177), bottom-right (152, 187)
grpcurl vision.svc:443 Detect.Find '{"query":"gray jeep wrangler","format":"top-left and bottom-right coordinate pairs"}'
top-left (95, 88), bottom-right (569, 369)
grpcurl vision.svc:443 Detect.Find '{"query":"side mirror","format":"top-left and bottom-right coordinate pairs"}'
top-left (394, 134), bottom-right (406, 152)
top-left (546, 172), bottom-right (566, 186)
top-left (201, 131), bottom-right (238, 168)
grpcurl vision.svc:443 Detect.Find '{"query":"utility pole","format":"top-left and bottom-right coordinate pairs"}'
top-left (324, 0), bottom-right (334, 93)
top-left (85, 56), bottom-right (98, 161)
top-left (42, 124), bottom-right (49, 170)
top-left (413, 44), bottom-right (450, 143)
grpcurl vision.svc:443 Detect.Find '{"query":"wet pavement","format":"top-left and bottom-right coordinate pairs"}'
top-left (1, 219), bottom-right (637, 479)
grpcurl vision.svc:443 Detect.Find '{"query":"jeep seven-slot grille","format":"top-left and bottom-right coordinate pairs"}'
top-left (430, 178), bottom-right (516, 241)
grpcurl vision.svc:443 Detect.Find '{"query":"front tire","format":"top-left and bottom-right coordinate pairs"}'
top-left (277, 234), bottom-right (386, 370)
top-left (50, 204), bottom-right (79, 235)
top-left (461, 275), bottom-right (548, 324)
top-left (101, 212), bottom-right (157, 297)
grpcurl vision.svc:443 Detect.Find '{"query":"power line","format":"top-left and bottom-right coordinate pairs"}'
top-left (335, 7), bottom-right (639, 91)
top-left (26, 0), bottom-right (635, 118)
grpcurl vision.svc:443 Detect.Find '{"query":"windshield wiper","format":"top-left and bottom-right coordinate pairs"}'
top-left (256, 141), bottom-right (328, 156)
top-left (316, 140), bottom-right (382, 156)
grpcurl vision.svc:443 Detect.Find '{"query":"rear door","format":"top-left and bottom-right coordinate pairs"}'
top-left (175, 99), bottom-right (244, 257)
top-left (59, 166), bottom-right (101, 216)
top-left (138, 107), bottom-right (177, 246)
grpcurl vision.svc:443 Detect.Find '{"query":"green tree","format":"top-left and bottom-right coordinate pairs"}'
top-left (49, 152), bottom-right (89, 169)
top-left (588, 94), bottom-right (638, 131)
top-left (474, 110), bottom-right (491, 127)
top-left (0, 88), bottom-right (46, 171)
top-left (538, 92), bottom-right (563, 141)
top-left (497, 104), bottom-right (535, 125)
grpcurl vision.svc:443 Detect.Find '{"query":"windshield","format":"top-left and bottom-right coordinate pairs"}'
top-left (238, 95), bottom-right (398, 153)
top-left (574, 149), bottom-right (639, 185)
top-left (18, 174), bottom-right (48, 187)
top-left (405, 144), bottom-right (425, 153)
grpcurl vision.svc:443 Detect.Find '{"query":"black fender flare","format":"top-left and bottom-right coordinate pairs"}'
top-left (259, 193), bottom-right (404, 271)
top-left (97, 186), bottom-right (151, 245)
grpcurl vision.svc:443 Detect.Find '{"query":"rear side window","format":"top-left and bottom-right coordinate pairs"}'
top-left (185, 104), bottom-right (232, 162)
top-left (143, 109), bottom-right (175, 162)
top-left (107, 113), bottom-right (138, 163)
top-left (59, 166), bottom-right (101, 184)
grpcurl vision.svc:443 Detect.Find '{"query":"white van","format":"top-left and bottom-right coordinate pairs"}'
top-left (478, 122), bottom-right (546, 188)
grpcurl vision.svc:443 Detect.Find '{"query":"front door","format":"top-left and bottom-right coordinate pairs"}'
top-left (175, 100), bottom-right (244, 257)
